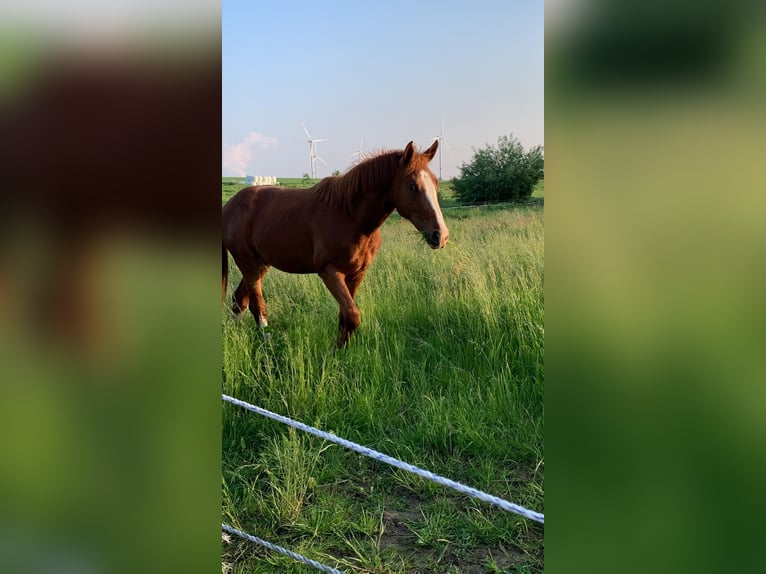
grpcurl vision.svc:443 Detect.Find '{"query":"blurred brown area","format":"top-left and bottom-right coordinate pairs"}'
top-left (1, 53), bottom-right (220, 234)
top-left (547, 1), bottom-right (766, 573)
top-left (0, 49), bottom-right (220, 352)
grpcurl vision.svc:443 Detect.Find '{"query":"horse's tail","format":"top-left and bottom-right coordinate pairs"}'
top-left (222, 243), bottom-right (228, 305)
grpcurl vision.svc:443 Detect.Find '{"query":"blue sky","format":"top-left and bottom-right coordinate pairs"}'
top-left (222, 1), bottom-right (543, 179)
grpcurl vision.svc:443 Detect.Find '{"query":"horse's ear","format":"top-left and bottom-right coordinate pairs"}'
top-left (423, 139), bottom-right (439, 161)
top-left (400, 141), bottom-right (415, 166)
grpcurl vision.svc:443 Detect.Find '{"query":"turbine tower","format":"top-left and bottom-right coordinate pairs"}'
top-left (302, 124), bottom-right (327, 178)
top-left (432, 118), bottom-right (451, 180)
top-left (351, 136), bottom-right (365, 162)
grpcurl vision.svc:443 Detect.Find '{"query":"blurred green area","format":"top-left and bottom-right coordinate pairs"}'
top-left (547, 1), bottom-right (766, 573)
top-left (0, 240), bottom-right (221, 574)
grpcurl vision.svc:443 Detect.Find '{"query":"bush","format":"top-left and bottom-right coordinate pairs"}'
top-left (454, 135), bottom-right (544, 204)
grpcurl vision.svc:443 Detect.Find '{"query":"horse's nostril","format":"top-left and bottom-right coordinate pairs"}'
top-left (431, 230), bottom-right (441, 244)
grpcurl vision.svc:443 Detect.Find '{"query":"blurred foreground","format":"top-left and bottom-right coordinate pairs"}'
top-left (547, 1), bottom-right (766, 573)
top-left (0, 3), bottom-right (221, 573)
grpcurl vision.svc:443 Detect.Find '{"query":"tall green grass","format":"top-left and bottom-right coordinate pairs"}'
top-left (222, 204), bottom-right (544, 573)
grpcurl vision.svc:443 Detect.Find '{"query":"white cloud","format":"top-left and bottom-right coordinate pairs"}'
top-left (222, 132), bottom-right (278, 176)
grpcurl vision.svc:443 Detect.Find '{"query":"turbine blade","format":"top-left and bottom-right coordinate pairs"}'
top-left (317, 156), bottom-right (328, 165)
top-left (302, 124), bottom-right (312, 139)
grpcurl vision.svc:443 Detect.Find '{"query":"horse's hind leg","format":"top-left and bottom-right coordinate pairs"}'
top-left (231, 279), bottom-right (249, 318)
top-left (249, 271), bottom-right (269, 328)
top-left (231, 254), bottom-right (270, 328)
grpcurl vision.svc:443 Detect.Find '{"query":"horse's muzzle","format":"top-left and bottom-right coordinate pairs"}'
top-left (427, 228), bottom-right (449, 249)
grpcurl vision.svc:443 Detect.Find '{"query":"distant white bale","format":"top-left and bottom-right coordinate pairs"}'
top-left (244, 176), bottom-right (277, 186)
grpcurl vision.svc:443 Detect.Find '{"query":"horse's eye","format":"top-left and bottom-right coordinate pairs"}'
top-left (408, 182), bottom-right (418, 192)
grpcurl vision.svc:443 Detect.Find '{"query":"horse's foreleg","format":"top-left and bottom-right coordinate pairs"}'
top-left (345, 269), bottom-right (367, 299)
top-left (319, 268), bottom-right (360, 347)
top-left (338, 270), bottom-right (368, 339)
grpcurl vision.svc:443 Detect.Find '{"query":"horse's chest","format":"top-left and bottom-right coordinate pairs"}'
top-left (343, 235), bottom-right (380, 270)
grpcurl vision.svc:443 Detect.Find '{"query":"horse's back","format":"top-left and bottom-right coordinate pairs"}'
top-left (223, 185), bottom-right (319, 273)
top-left (223, 185), bottom-right (290, 237)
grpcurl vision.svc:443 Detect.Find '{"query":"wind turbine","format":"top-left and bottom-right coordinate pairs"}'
top-left (351, 136), bottom-right (365, 162)
top-left (432, 118), bottom-right (451, 180)
top-left (302, 124), bottom-right (327, 178)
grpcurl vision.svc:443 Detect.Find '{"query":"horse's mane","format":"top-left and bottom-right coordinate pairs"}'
top-left (314, 147), bottom-right (431, 213)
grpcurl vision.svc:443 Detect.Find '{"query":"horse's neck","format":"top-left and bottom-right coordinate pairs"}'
top-left (354, 180), bottom-right (395, 235)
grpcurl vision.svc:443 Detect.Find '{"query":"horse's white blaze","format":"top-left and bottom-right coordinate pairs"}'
top-left (417, 170), bottom-right (446, 229)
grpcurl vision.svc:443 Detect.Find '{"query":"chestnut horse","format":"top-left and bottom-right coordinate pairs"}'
top-left (222, 140), bottom-right (449, 347)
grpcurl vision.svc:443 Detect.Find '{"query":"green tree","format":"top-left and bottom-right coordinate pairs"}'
top-left (453, 135), bottom-right (543, 204)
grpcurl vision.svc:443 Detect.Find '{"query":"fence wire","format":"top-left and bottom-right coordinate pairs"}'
top-left (223, 523), bottom-right (344, 574)
top-left (222, 393), bottom-right (544, 523)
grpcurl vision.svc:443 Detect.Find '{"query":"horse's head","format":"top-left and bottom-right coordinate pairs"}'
top-left (392, 140), bottom-right (449, 249)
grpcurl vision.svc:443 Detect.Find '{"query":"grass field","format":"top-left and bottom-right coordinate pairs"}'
top-left (222, 188), bottom-right (544, 572)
